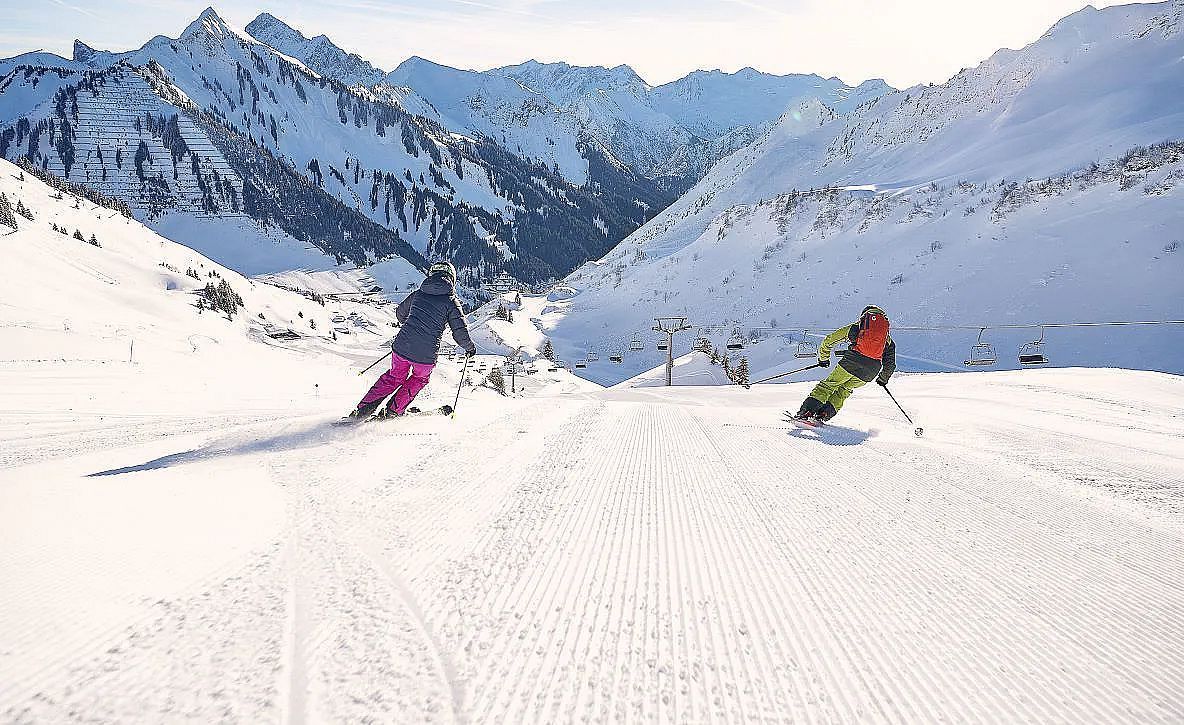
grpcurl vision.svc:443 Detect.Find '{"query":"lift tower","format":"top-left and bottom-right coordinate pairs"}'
top-left (653, 317), bottom-right (692, 387)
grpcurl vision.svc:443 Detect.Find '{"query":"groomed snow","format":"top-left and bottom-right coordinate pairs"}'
top-left (2, 359), bottom-right (1183, 721)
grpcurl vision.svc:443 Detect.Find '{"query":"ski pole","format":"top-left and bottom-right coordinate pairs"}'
top-left (357, 349), bottom-right (392, 376)
top-left (746, 362), bottom-right (821, 388)
top-left (881, 384), bottom-right (924, 437)
top-left (451, 355), bottom-right (470, 419)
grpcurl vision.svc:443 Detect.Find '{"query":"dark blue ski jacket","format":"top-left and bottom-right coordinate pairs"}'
top-left (392, 273), bottom-right (476, 364)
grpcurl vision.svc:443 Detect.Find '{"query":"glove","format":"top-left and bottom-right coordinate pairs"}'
top-left (465, 348), bottom-right (477, 358)
top-left (876, 376), bottom-right (890, 387)
top-left (818, 358), bottom-right (830, 368)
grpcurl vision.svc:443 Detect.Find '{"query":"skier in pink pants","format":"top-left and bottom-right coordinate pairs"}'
top-left (358, 353), bottom-right (437, 418)
top-left (348, 261), bottom-right (476, 421)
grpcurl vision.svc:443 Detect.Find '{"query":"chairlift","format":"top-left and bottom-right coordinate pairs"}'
top-left (610, 354), bottom-right (623, 363)
top-left (629, 335), bottom-right (644, 352)
top-left (575, 361), bottom-right (587, 369)
top-left (963, 328), bottom-right (998, 367)
top-left (586, 351), bottom-right (599, 362)
top-left (726, 331), bottom-right (745, 351)
top-left (656, 339), bottom-right (669, 351)
top-left (794, 331), bottom-right (818, 359)
top-left (1018, 327), bottom-right (1049, 366)
top-left (694, 336), bottom-right (711, 349)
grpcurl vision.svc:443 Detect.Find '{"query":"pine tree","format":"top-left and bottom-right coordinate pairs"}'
top-left (200, 279), bottom-right (245, 319)
top-left (0, 193), bottom-right (17, 230)
top-left (73, 229), bottom-right (85, 241)
top-left (734, 357), bottom-right (750, 387)
top-left (542, 340), bottom-right (555, 361)
top-left (487, 367), bottom-right (506, 395)
top-left (88, 233), bottom-right (100, 247)
top-left (15, 199), bottom-right (33, 221)
top-left (721, 354), bottom-right (731, 377)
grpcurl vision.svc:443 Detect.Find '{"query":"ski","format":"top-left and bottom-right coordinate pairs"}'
top-left (335, 404), bottom-right (453, 426)
top-left (783, 412), bottom-right (823, 429)
top-left (372, 404), bottom-right (454, 421)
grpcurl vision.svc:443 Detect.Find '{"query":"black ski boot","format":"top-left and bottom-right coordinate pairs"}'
top-left (794, 396), bottom-right (824, 421)
top-left (345, 399), bottom-right (382, 423)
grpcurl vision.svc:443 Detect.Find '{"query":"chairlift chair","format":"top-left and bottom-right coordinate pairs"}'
top-left (629, 335), bottom-right (644, 352)
top-left (1018, 327), bottom-right (1049, 365)
top-left (963, 328), bottom-right (998, 367)
top-left (794, 331), bottom-right (818, 359)
top-left (656, 339), bottom-right (669, 351)
top-left (726, 332), bottom-right (745, 351)
top-left (575, 361), bottom-right (587, 369)
top-left (610, 354), bottom-right (623, 363)
top-left (586, 351), bottom-right (599, 362)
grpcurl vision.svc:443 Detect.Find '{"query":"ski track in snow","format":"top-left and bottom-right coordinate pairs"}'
top-left (2, 373), bottom-right (1183, 722)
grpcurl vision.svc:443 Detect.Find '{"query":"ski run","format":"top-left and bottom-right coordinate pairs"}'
top-left (3, 360), bottom-right (1183, 722)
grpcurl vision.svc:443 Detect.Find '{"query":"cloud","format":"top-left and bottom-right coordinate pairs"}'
top-left (47, 0), bottom-right (100, 18)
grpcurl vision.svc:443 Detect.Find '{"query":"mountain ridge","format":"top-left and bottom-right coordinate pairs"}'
top-left (0, 6), bottom-right (671, 290)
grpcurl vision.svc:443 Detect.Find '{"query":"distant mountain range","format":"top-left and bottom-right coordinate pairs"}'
top-left (248, 12), bottom-right (892, 188)
top-left (0, 8), bottom-right (892, 291)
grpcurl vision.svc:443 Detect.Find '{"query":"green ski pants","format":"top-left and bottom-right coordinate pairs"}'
top-left (806, 365), bottom-right (867, 414)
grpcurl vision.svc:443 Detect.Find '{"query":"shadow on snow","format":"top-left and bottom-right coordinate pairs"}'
top-left (787, 423), bottom-right (874, 446)
top-left (87, 420), bottom-right (351, 476)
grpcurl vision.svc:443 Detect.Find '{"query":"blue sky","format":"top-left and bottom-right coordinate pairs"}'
top-left (2, 0), bottom-right (1132, 87)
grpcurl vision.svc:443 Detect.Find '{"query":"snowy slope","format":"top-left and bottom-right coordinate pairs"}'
top-left (502, 0), bottom-right (1184, 384)
top-left (0, 156), bottom-right (409, 408)
top-left (3, 350), bottom-right (1183, 720)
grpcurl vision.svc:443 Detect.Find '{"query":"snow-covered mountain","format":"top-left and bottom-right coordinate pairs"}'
top-left (242, 13), bottom-right (894, 191)
top-left (243, 13), bottom-right (385, 87)
top-left (496, 60), bottom-right (893, 188)
top-left (0, 9), bottom-right (669, 289)
top-left (651, 68), bottom-right (891, 140)
top-left (381, 56), bottom-right (590, 184)
top-left (481, 0), bottom-right (1184, 382)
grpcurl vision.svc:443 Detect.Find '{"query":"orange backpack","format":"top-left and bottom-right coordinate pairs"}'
top-left (849, 309), bottom-right (890, 360)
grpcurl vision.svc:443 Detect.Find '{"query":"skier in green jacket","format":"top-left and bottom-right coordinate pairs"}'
top-left (793, 305), bottom-right (896, 423)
